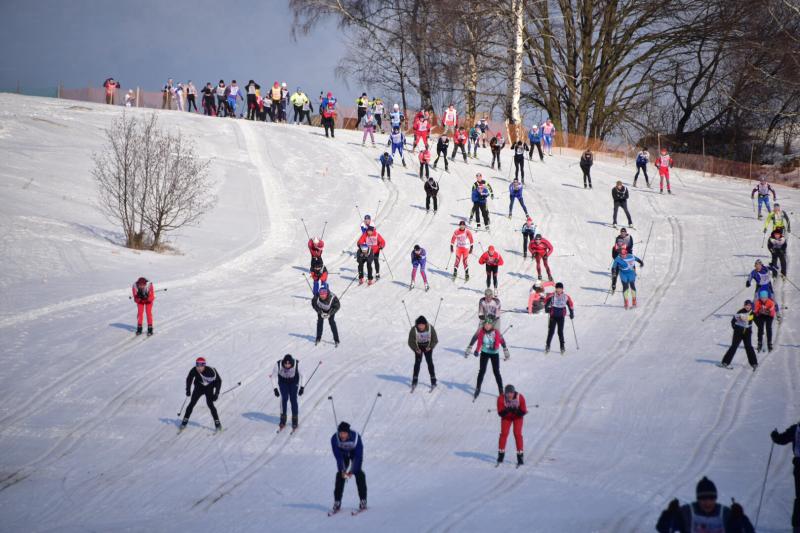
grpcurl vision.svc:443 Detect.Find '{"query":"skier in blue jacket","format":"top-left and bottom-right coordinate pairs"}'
top-left (387, 127), bottom-right (406, 167)
top-left (508, 177), bottom-right (528, 218)
top-left (611, 247), bottom-right (643, 309)
top-left (633, 148), bottom-right (650, 187)
top-left (471, 183), bottom-right (491, 230)
top-left (746, 259), bottom-right (780, 314)
top-left (410, 244), bottom-right (429, 290)
top-left (389, 104), bottom-right (404, 129)
top-left (330, 421), bottom-right (367, 514)
top-left (379, 152), bottom-right (393, 180)
top-left (527, 125), bottom-right (544, 161)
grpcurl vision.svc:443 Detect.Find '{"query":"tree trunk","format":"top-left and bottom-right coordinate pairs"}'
top-left (508, 0), bottom-right (524, 128)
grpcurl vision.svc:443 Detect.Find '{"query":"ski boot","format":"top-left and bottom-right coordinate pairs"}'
top-left (425, 283), bottom-right (430, 291)
top-left (612, 223), bottom-right (618, 229)
top-left (476, 222), bottom-right (481, 229)
top-left (331, 501), bottom-right (342, 514)
top-left (376, 273), bottom-right (381, 280)
top-left (410, 379), bottom-right (418, 392)
top-left (136, 325), bottom-right (143, 336)
top-left (517, 452), bottom-right (524, 466)
top-left (464, 270), bottom-right (470, 282)
top-left (751, 364), bottom-right (758, 372)
top-left (473, 388), bottom-right (480, 400)
top-left (717, 362), bottom-right (731, 369)
top-left (547, 275), bottom-right (553, 282)
top-left (359, 499), bottom-right (368, 511)
top-left (291, 416), bottom-right (298, 430)
top-left (279, 413), bottom-right (287, 430)
top-left (560, 345), bottom-right (566, 355)
top-left (180, 418), bottom-right (189, 430)
top-left (314, 338), bottom-right (321, 346)
top-left (632, 297), bottom-right (637, 308)
top-left (410, 282), bottom-right (415, 290)
top-left (768, 344), bottom-right (773, 352)
top-left (660, 189), bottom-right (664, 194)
top-left (611, 284), bottom-right (616, 294)
top-left (452, 269), bottom-right (458, 280)
top-left (214, 420), bottom-right (222, 432)
top-left (757, 342), bottom-right (763, 352)
top-left (334, 341), bottom-right (340, 348)
top-left (147, 326), bottom-right (153, 336)
top-left (358, 277), bottom-right (364, 285)
top-left (508, 213), bottom-right (512, 219)
top-left (368, 279), bottom-right (375, 286)
top-left (544, 345), bottom-right (550, 354)
top-left (668, 189), bottom-right (672, 195)
top-left (497, 451), bottom-right (505, 464)
top-left (537, 275), bottom-right (542, 281)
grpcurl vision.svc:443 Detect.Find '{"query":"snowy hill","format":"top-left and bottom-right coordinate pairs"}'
top-left (0, 93), bottom-right (797, 532)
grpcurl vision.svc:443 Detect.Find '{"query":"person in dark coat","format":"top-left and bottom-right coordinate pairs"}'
top-left (330, 421), bottom-right (367, 513)
top-left (655, 476), bottom-right (755, 533)
top-left (181, 357), bottom-right (222, 430)
top-left (772, 421), bottom-right (800, 530)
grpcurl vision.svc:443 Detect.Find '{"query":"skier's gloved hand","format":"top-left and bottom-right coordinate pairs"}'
top-left (771, 429), bottom-right (779, 442)
top-left (469, 246), bottom-right (474, 254)
top-left (474, 350), bottom-right (479, 357)
top-left (763, 229), bottom-right (767, 234)
top-left (569, 311), bottom-right (574, 319)
top-left (213, 394), bottom-right (218, 402)
top-left (450, 245), bottom-right (454, 253)
top-left (730, 501), bottom-right (744, 520)
top-left (186, 390), bottom-right (191, 397)
top-left (503, 347), bottom-right (510, 360)
top-left (745, 281), bottom-right (751, 288)
top-left (498, 409), bottom-right (509, 417)
top-left (273, 388), bottom-right (280, 397)
top-left (299, 386), bottom-right (305, 396)
top-left (667, 498), bottom-right (680, 515)
top-left (464, 346), bottom-right (472, 358)
top-left (321, 313), bottom-right (329, 319)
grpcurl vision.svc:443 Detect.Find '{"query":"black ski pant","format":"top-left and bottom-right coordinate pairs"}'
top-left (634, 163), bottom-right (649, 186)
top-left (485, 264), bottom-right (498, 288)
top-left (476, 352), bottom-right (503, 395)
top-left (184, 386), bottom-right (219, 422)
top-left (419, 163), bottom-right (430, 179)
top-left (771, 251), bottom-right (787, 277)
top-left (514, 155), bottom-right (525, 181)
top-left (473, 203), bottom-right (489, 226)
top-left (334, 459), bottom-right (367, 502)
top-left (216, 96), bottom-right (227, 117)
top-left (356, 107), bottom-right (366, 127)
top-left (546, 315), bottom-right (565, 349)
top-left (529, 142), bottom-right (543, 161)
top-left (792, 459), bottom-right (800, 528)
top-left (434, 149), bottom-right (448, 170)
top-left (278, 380), bottom-right (299, 418)
top-left (491, 151), bottom-right (501, 169)
top-left (302, 110), bottom-right (313, 125)
top-left (581, 165), bottom-right (592, 187)
top-left (246, 94), bottom-right (257, 119)
top-left (412, 348), bottom-right (436, 384)
top-left (375, 114), bottom-right (382, 132)
top-left (755, 315), bottom-right (774, 348)
top-left (721, 326), bottom-right (758, 366)
top-left (293, 105), bottom-right (303, 124)
top-left (187, 95), bottom-right (197, 112)
top-left (611, 266), bottom-right (619, 290)
top-left (613, 200), bottom-right (633, 225)
top-left (323, 117), bottom-right (335, 138)
top-left (357, 257), bottom-right (374, 281)
top-left (522, 233), bottom-right (532, 257)
top-left (381, 163), bottom-right (391, 179)
top-left (452, 143), bottom-right (467, 162)
top-left (316, 314), bottom-right (340, 343)
top-left (426, 193), bottom-right (438, 211)
top-left (271, 100), bottom-right (281, 122)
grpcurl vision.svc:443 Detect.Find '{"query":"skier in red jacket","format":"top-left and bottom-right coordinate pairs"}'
top-left (655, 148), bottom-right (673, 194)
top-left (478, 245), bottom-right (504, 291)
top-left (450, 221), bottom-right (474, 281)
top-left (528, 234), bottom-right (554, 281)
top-left (496, 384), bottom-right (527, 466)
top-left (357, 226), bottom-right (386, 279)
top-left (131, 276), bottom-right (155, 336)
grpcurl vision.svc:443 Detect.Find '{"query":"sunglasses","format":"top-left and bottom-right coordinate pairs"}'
top-left (196, 363), bottom-right (206, 367)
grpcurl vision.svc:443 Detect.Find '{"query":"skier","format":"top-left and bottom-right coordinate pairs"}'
top-left (468, 124), bottom-right (480, 158)
top-left (412, 112), bottom-right (430, 152)
top-left (244, 80), bottom-right (260, 120)
top-left (633, 147), bottom-right (650, 187)
top-left (451, 127), bottom-right (468, 162)
top-left (410, 245), bottom-right (429, 290)
top-left (528, 234), bottom-right (554, 281)
top-left (424, 176), bottom-right (439, 213)
top-left (308, 237), bottom-right (324, 261)
top-left (521, 216), bottom-right (537, 259)
top-left (450, 220), bottom-right (474, 281)
top-left (103, 77), bottom-right (120, 105)
top-left (407, 315), bottom-right (438, 390)
top-left (540, 118), bottom-right (556, 156)
top-left (768, 228), bottom-right (787, 278)
top-left (362, 112), bottom-right (377, 146)
top-left (201, 82), bottom-right (216, 116)
top-left (718, 300), bottom-right (758, 370)
top-left (330, 422), bottom-right (367, 514)
top-left (371, 97), bottom-right (385, 133)
top-left (746, 259), bottom-right (780, 313)
top-left (508, 177), bottom-right (528, 217)
top-left (611, 247), bottom-right (644, 308)
top-left (442, 104), bottom-right (458, 135)
top-left (527, 124), bottom-right (544, 161)
top-left (310, 257), bottom-right (329, 295)
top-left (763, 203), bottom-right (791, 234)
top-left (226, 80), bottom-right (242, 118)
top-left (356, 243), bottom-right (375, 285)
top-left (754, 290), bottom-right (776, 352)
top-left (610, 229), bottom-right (633, 293)
top-left (612, 180), bottom-right (634, 228)
top-left (496, 384), bottom-right (527, 466)
top-left (469, 174), bottom-right (494, 226)
top-left (355, 92), bottom-right (369, 127)
top-left (477, 115), bottom-right (490, 147)
top-left (290, 87), bottom-right (308, 124)
top-left (478, 246), bottom-right (504, 291)
top-left (418, 146), bottom-right (431, 179)
top-left (389, 104), bottom-right (404, 131)
top-left (489, 132), bottom-right (505, 170)
top-left (511, 140), bottom-right (529, 182)
top-left (465, 317), bottom-right (509, 399)
top-left (269, 82), bottom-right (282, 122)
top-left (544, 282), bottom-right (574, 354)
top-left (751, 176), bottom-right (777, 219)
top-left (215, 80), bottom-right (227, 117)
top-left (478, 288), bottom-right (502, 328)
top-left (388, 127), bottom-right (406, 167)
top-left (357, 226), bottom-right (385, 280)
top-left (770, 421), bottom-right (800, 531)
top-left (655, 477), bottom-right (755, 533)
top-left (271, 354), bottom-right (303, 431)
top-left (527, 280), bottom-right (554, 314)
top-left (579, 149), bottom-right (593, 189)
top-left (131, 276), bottom-right (155, 336)
top-left (181, 357), bottom-right (222, 431)
top-left (471, 181), bottom-right (491, 230)
top-left (615, 227), bottom-right (634, 252)
top-left (433, 135), bottom-right (450, 171)
top-left (360, 215), bottom-right (373, 234)
top-left (312, 284), bottom-right (340, 346)
top-left (321, 99), bottom-right (336, 138)
top-left (379, 151), bottom-right (393, 180)
top-left (654, 147), bottom-right (673, 194)
top-left (300, 91), bottom-right (314, 125)
top-left (124, 89), bottom-right (135, 108)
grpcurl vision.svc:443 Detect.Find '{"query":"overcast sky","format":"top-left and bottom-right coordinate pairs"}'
top-left (0, 0), bottom-right (351, 97)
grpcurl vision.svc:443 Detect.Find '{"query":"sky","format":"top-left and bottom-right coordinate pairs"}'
top-left (0, 0), bottom-right (351, 98)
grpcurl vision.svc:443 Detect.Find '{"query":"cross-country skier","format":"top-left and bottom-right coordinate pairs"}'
top-left (451, 127), bottom-right (468, 162)
top-left (579, 149), bottom-right (593, 188)
top-left (465, 317), bottom-right (509, 399)
top-left (754, 290), bottom-right (776, 352)
top-left (442, 104), bottom-right (458, 135)
top-left (408, 315), bottom-right (438, 390)
top-left (610, 229), bottom-right (633, 293)
top-left (330, 421), bottom-right (367, 514)
top-left (746, 259), bottom-right (780, 314)
top-left (478, 288), bottom-right (502, 328)
top-left (751, 176), bottom-right (777, 220)
top-left (308, 237), bottom-right (324, 261)
top-left (312, 284), bottom-right (340, 346)
top-left (541, 118), bottom-right (556, 156)
top-left (290, 87), bottom-right (309, 125)
top-left (508, 178), bottom-right (528, 217)
top-left (528, 234), bottom-right (554, 281)
top-left (471, 181), bottom-right (491, 230)
top-left (770, 422), bottom-right (800, 530)
top-left (181, 357), bottom-right (222, 431)
top-left (322, 96), bottom-right (336, 138)
top-left (201, 83), bottom-right (216, 116)
top-left (362, 112), bottom-right (377, 146)
top-left (468, 124), bottom-right (480, 158)
top-left (616, 227), bottom-right (634, 252)
top-left (655, 477), bottom-right (755, 533)
top-left (469, 174), bottom-right (494, 225)
top-left (511, 140), bottom-right (529, 182)
top-left (357, 226), bottom-right (385, 280)
top-left (131, 277), bottom-right (155, 336)
top-left (418, 146), bottom-right (431, 179)
top-left (389, 104), bottom-right (404, 131)
top-left (612, 180), bottom-right (634, 228)
top-left (360, 215), bottom-right (373, 234)
top-left (478, 246), bottom-right (504, 291)
top-left (355, 92), bottom-right (369, 127)
top-left (310, 257), bottom-right (329, 295)
top-left (379, 151), bottom-right (393, 180)
top-left (768, 228), bottom-right (787, 278)
top-left (544, 282), bottom-right (574, 354)
top-left (478, 115), bottom-right (490, 147)
top-left (528, 125), bottom-right (544, 161)
top-left (410, 245), bottom-right (429, 290)
top-left (451, 220), bottom-right (474, 281)
top-left (655, 147), bottom-right (673, 194)
top-left (412, 112), bottom-right (430, 152)
top-left (496, 384), bottom-right (527, 466)
top-left (521, 216), bottom-right (537, 259)
top-left (489, 132), bottom-right (505, 169)
top-left (271, 354), bottom-right (303, 431)
top-left (245, 80), bottom-right (260, 120)
top-left (433, 135), bottom-right (450, 171)
top-left (371, 97), bottom-right (385, 133)
top-left (527, 280), bottom-right (555, 314)
top-left (388, 126), bottom-right (406, 167)
top-left (763, 203), bottom-right (791, 234)
top-left (633, 147), bottom-right (650, 187)
top-left (718, 300), bottom-right (758, 370)
top-left (227, 80), bottom-right (242, 118)
top-left (424, 176), bottom-right (439, 213)
top-left (611, 247), bottom-right (643, 308)
top-left (356, 243), bottom-right (375, 285)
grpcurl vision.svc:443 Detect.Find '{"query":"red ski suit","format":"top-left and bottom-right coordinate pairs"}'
top-left (655, 154), bottom-right (673, 191)
top-left (478, 250), bottom-right (504, 267)
top-left (528, 237), bottom-right (554, 278)
top-left (132, 281), bottom-right (155, 327)
top-left (497, 392), bottom-right (527, 452)
top-left (450, 228), bottom-right (474, 270)
top-left (308, 238), bottom-right (324, 258)
top-left (357, 231), bottom-right (386, 255)
top-left (413, 116), bottom-right (430, 150)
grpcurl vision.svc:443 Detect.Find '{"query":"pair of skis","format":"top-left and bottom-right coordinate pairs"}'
top-left (410, 383), bottom-right (437, 393)
top-left (328, 506), bottom-right (367, 517)
top-left (276, 425), bottom-right (299, 435)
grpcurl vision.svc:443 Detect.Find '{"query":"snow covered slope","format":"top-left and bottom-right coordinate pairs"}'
top-left (0, 93), bottom-right (797, 532)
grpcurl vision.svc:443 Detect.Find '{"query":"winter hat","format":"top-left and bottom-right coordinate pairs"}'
top-left (281, 82), bottom-right (287, 88)
top-left (319, 284), bottom-right (330, 295)
top-left (759, 290), bottom-right (769, 299)
top-left (338, 421), bottom-right (351, 433)
top-left (136, 277), bottom-right (148, 286)
top-left (744, 299), bottom-right (753, 306)
top-left (415, 315), bottom-right (428, 326)
top-left (366, 226), bottom-right (375, 233)
top-left (483, 316), bottom-right (495, 326)
top-left (413, 245), bottom-right (421, 252)
top-left (485, 288), bottom-right (494, 297)
top-left (282, 354), bottom-right (295, 367)
top-left (696, 477), bottom-right (717, 500)
top-left (459, 220), bottom-right (466, 227)
top-left (533, 280), bottom-right (543, 289)
top-left (393, 103), bottom-right (399, 110)
top-left (755, 259), bottom-right (763, 266)
top-left (526, 216), bottom-right (532, 223)
top-left (195, 357), bottom-right (206, 366)
top-left (327, 92), bottom-right (332, 98)
top-left (364, 214), bottom-right (372, 221)
top-left (504, 384), bottom-right (515, 394)
top-left (488, 245), bottom-right (495, 254)
top-left (555, 282), bottom-right (564, 289)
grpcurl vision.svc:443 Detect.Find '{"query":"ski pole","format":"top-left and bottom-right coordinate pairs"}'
top-left (445, 250), bottom-right (453, 270)
top-left (374, 199), bottom-right (382, 219)
top-left (303, 360), bottom-right (323, 388)
top-left (361, 392), bottom-right (382, 437)
top-left (754, 442), bottom-right (774, 530)
top-left (328, 395), bottom-right (338, 427)
top-left (751, 196), bottom-right (756, 215)
top-left (300, 217), bottom-right (312, 241)
top-left (355, 204), bottom-right (363, 222)
top-left (641, 221), bottom-right (655, 262)
top-left (700, 286), bottom-right (749, 322)
top-left (603, 287), bottom-right (613, 305)
top-left (401, 299), bottom-right (412, 327)
top-left (302, 273), bottom-right (314, 293)
top-left (339, 276), bottom-right (359, 300)
top-left (570, 317), bottom-right (579, 350)
top-left (320, 221), bottom-right (328, 240)
top-left (761, 231), bottom-right (768, 248)
top-left (381, 252), bottom-right (395, 280)
top-left (501, 324), bottom-right (514, 336)
top-left (177, 396), bottom-right (188, 417)
top-left (220, 382), bottom-right (242, 396)
top-left (433, 297), bottom-right (444, 327)
top-left (783, 275), bottom-right (800, 293)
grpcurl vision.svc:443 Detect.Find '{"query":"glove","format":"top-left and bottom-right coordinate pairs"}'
top-left (321, 313), bottom-right (329, 319)
top-left (213, 394), bottom-right (219, 402)
top-left (464, 346), bottom-right (471, 358)
top-left (273, 388), bottom-right (280, 397)
top-left (569, 311), bottom-right (574, 320)
top-left (450, 245), bottom-right (454, 253)
top-left (503, 347), bottom-right (510, 360)
top-left (667, 498), bottom-right (680, 515)
top-left (746, 281), bottom-right (751, 288)
top-left (498, 409), bottom-right (509, 417)
top-left (763, 228), bottom-right (767, 234)
top-left (771, 429), bottom-right (779, 442)
top-left (469, 246), bottom-right (474, 254)
top-left (474, 350), bottom-right (479, 357)
top-left (186, 390), bottom-right (191, 397)
top-left (299, 386), bottom-right (305, 396)
top-left (730, 501), bottom-right (743, 520)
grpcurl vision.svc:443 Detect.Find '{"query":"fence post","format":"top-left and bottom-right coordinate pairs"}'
top-left (57, 82), bottom-right (61, 99)
top-left (136, 86), bottom-right (140, 108)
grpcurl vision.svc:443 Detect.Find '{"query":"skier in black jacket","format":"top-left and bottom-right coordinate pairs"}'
top-left (612, 180), bottom-right (633, 228)
top-left (772, 421), bottom-right (800, 530)
top-left (356, 244), bottom-right (375, 285)
top-left (656, 477), bottom-right (755, 533)
top-left (181, 357), bottom-right (222, 431)
top-left (312, 284), bottom-right (340, 346)
top-left (271, 354), bottom-right (304, 430)
top-left (424, 176), bottom-right (439, 213)
top-left (718, 300), bottom-right (758, 370)
top-left (433, 135), bottom-right (450, 171)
